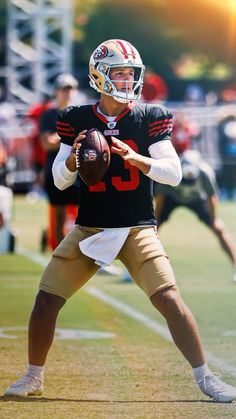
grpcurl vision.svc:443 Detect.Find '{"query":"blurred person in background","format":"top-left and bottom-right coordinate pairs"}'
top-left (0, 87), bottom-right (18, 139)
top-left (217, 111), bottom-right (236, 200)
top-left (184, 83), bottom-right (205, 105)
top-left (0, 182), bottom-right (14, 253)
top-left (154, 145), bottom-right (236, 283)
top-left (0, 87), bottom-right (19, 160)
top-left (171, 112), bottom-right (201, 153)
top-left (141, 68), bottom-right (168, 103)
top-left (39, 74), bottom-right (80, 247)
top-left (27, 97), bottom-right (53, 198)
top-left (0, 138), bottom-right (15, 253)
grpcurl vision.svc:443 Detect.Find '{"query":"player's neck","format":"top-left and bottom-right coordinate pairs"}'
top-left (57, 100), bottom-right (71, 110)
top-left (99, 95), bottom-right (128, 117)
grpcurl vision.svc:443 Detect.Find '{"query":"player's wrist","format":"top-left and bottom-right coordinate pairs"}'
top-left (131, 154), bottom-right (150, 174)
top-left (65, 155), bottom-right (77, 172)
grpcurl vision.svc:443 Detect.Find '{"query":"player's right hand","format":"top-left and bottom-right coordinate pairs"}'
top-left (66, 130), bottom-right (87, 171)
top-left (71, 130), bottom-right (87, 155)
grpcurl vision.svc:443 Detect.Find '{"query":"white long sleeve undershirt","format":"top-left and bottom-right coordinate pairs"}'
top-left (147, 140), bottom-right (182, 186)
top-left (52, 139), bottom-right (182, 190)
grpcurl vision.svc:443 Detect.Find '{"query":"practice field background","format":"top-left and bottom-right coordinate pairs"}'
top-left (1, 196), bottom-right (236, 418)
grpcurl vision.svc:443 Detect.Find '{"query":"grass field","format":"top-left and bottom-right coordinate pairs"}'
top-left (1, 195), bottom-right (236, 418)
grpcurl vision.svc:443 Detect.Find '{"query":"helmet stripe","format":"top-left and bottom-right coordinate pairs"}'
top-left (127, 42), bottom-right (136, 59)
top-left (116, 40), bottom-right (137, 60)
top-left (116, 40), bottom-right (129, 59)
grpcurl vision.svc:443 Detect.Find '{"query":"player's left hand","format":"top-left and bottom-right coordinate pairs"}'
top-left (111, 136), bottom-right (140, 166)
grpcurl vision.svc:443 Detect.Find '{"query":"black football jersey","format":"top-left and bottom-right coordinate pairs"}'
top-left (57, 102), bottom-right (173, 228)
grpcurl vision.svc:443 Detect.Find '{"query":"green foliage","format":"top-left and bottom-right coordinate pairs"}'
top-left (73, 0), bottom-right (236, 78)
top-left (75, 0), bottom-right (185, 76)
top-left (1, 0), bottom-right (235, 80)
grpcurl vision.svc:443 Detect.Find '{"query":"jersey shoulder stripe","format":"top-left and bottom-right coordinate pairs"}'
top-left (144, 103), bottom-right (173, 142)
top-left (57, 106), bottom-right (88, 144)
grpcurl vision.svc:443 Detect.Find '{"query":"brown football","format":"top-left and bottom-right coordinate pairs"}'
top-left (75, 128), bottom-right (110, 186)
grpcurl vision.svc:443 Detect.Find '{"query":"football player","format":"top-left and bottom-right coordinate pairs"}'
top-left (155, 148), bottom-right (236, 283)
top-left (4, 39), bottom-right (236, 402)
top-left (39, 74), bottom-right (80, 247)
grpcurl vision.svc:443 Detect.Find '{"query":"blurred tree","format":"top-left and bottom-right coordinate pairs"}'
top-left (74, 0), bottom-right (185, 77)
top-left (73, 0), bottom-right (236, 79)
top-left (159, 0), bottom-right (236, 66)
top-left (0, 0), bottom-right (235, 81)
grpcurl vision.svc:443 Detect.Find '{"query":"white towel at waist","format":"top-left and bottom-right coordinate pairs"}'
top-left (79, 227), bottom-right (130, 267)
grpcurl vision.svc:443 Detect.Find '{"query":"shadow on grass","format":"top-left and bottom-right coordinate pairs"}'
top-left (0, 396), bottom-right (215, 404)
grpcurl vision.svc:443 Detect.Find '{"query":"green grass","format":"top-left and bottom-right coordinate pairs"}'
top-left (1, 196), bottom-right (236, 418)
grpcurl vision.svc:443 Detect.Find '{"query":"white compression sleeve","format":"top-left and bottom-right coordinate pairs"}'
top-left (146, 140), bottom-right (182, 186)
top-left (52, 143), bottom-right (77, 190)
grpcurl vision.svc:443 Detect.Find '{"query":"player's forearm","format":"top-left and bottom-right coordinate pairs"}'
top-left (65, 155), bottom-right (77, 172)
top-left (52, 144), bottom-right (77, 190)
top-left (52, 160), bottom-right (77, 190)
top-left (147, 139), bottom-right (182, 186)
top-left (127, 153), bottom-right (182, 186)
top-left (128, 154), bottom-right (151, 174)
top-left (111, 137), bottom-right (182, 186)
top-left (145, 157), bottom-right (182, 186)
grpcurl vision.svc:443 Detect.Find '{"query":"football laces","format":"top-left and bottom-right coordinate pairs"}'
top-left (75, 146), bottom-right (80, 169)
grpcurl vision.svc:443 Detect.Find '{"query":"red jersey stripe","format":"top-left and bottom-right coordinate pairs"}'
top-left (57, 130), bottom-right (75, 138)
top-left (148, 118), bottom-right (172, 128)
top-left (57, 125), bottom-right (73, 133)
top-left (57, 121), bottom-right (71, 127)
top-left (148, 130), bottom-right (171, 138)
top-left (148, 127), bottom-right (172, 137)
top-left (148, 125), bottom-right (172, 137)
top-left (57, 122), bottom-right (75, 132)
top-left (148, 122), bottom-right (172, 134)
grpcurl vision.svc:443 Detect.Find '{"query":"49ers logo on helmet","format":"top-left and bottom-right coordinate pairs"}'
top-left (93, 45), bottom-right (108, 60)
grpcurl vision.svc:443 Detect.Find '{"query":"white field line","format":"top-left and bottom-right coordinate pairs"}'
top-left (17, 246), bottom-right (236, 378)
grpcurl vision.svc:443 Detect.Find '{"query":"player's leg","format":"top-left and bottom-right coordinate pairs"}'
top-left (150, 285), bottom-right (236, 402)
top-left (190, 199), bottom-right (236, 279)
top-left (211, 218), bottom-right (236, 282)
top-left (211, 218), bottom-right (236, 265)
top-left (150, 285), bottom-right (205, 367)
top-left (31, 227), bottom-right (100, 363)
top-left (119, 227), bottom-right (205, 366)
top-left (154, 194), bottom-right (178, 228)
top-left (4, 293), bottom-right (66, 397)
top-left (28, 291), bottom-right (65, 366)
top-left (119, 227), bottom-right (236, 402)
top-left (4, 226), bottom-right (101, 397)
